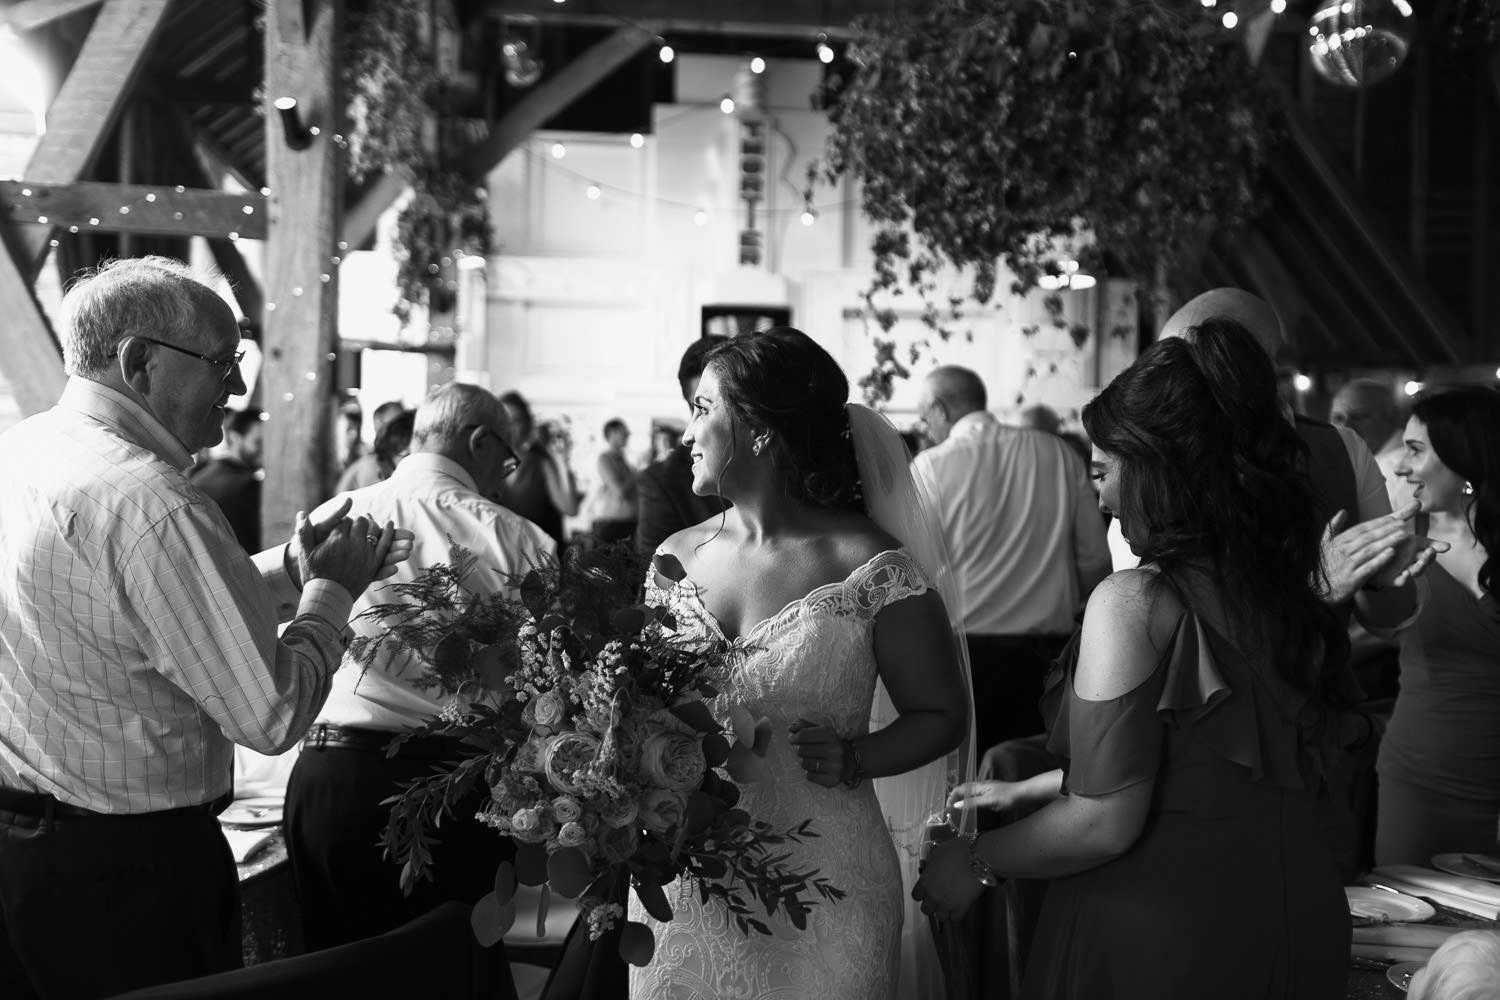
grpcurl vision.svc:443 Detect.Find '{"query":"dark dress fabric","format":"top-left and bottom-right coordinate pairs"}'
top-left (1376, 559), bottom-right (1500, 865)
top-left (1021, 613), bottom-right (1350, 1000)
top-left (494, 443), bottom-right (565, 544)
top-left (189, 457), bottom-right (260, 552)
top-left (632, 445), bottom-right (729, 558)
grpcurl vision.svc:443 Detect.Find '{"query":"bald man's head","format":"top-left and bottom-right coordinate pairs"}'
top-left (1331, 378), bottom-right (1401, 452)
top-left (1159, 288), bottom-right (1283, 358)
top-left (917, 366), bottom-right (987, 444)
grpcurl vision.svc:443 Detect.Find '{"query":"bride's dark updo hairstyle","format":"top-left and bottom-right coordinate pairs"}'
top-left (1082, 316), bottom-right (1346, 707)
top-left (703, 327), bottom-right (864, 512)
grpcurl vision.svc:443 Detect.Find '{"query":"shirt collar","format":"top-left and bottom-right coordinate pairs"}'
top-left (947, 409), bottom-right (999, 442)
top-left (59, 376), bottom-right (193, 470)
top-left (387, 451), bottom-right (479, 493)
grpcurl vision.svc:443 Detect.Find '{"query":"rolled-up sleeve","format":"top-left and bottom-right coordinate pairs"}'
top-left (121, 502), bottom-right (351, 754)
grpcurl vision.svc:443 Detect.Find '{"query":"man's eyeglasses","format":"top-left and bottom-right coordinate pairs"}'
top-left (466, 424), bottom-right (521, 478)
top-left (127, 336), bottom-right (245, 384)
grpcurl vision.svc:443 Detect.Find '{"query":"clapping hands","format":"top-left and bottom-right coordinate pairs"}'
top-left (1321, 500), bottom-right (1447, 603)
top-left (289, 498), bottom-right (415, 596)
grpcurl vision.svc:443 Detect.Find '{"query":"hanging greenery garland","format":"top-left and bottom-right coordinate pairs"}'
top-left (810, 0), bottom-right (1277, 402)
top-left (343, 0), bottom-right (493, 321)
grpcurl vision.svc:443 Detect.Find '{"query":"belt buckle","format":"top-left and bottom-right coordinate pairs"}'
top-left (310, 724), bottom-right (331, 750)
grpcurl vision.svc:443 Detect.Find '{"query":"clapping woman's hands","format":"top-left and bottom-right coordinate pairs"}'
top-left (788, 719), bottom-right (848, 788)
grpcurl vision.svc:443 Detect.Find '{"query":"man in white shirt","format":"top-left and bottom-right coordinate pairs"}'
top-left (0, 256), bottom-right (400, 998)
top-left (912, 367), bottom-right (1112, 755)
top-left (286, 382), bottom-right (555, 950)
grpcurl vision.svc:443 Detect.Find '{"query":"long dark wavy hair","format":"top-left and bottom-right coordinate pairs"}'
top-left (1411, 386), bottom-right (1500, 601)
top-left (703, 328), bottom-right (863, 512)
top-left (1082, 317), bottom-right (1346, 707)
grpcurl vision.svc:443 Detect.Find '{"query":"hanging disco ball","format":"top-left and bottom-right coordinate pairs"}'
top-left (1307, 0), bottom-right (1415, 87)
top-left (502, 39), bottom-right (543, 88)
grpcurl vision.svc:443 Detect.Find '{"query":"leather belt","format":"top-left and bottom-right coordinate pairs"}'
top-left (0, 786), bottom-right (232, 822)
top-left (305, 723), bottom-right (470, 762)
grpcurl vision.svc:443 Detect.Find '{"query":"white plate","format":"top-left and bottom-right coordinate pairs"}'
top-left (1430, 853), bottom-right (1500, 884)
top-left (1387, 960), bottom-right (1424, 993)
top-left (219, 796), bottom-right (283, 827)
top-left (1346, 886), bottom-right (1435, 923)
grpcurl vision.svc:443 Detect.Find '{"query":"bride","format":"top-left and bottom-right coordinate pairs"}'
top-left (629, 327), bottom-right (972, 1000)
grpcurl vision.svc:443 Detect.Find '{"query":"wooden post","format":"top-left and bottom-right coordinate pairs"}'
top-left (263, 0), bottom-right (343, 545)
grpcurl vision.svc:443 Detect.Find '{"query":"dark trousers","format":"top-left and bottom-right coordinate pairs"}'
top-left (965, 633), bottom-right (1072, 759)
top-left (285, 739), bottom-right (515, 952)
top-left (0, 806), bottom-right (240, 999)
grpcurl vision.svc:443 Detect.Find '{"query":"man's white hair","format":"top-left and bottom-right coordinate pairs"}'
top-left (412, 383), bottom-right (509, 450)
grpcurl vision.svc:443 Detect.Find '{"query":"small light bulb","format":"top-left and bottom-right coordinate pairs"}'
top-left (551, 142), bottom-right (566, 159)
top-left (1222, 11), bottom-right (1238, 28)
top-left (750, 56), bottom-right (766, 74)
top-left (659, 44), bottom-right (675, 64)
top-left (1070, 274), bottom-right (1097, 290)
top-left (1404, 380), bottom-right (1422, 397)
top-left (693, 210), bottom-right (707, 226)
top-left (817, 42), bottom-right (834, 64)
top-left (1293, 373), bottom-right (1313, 393)
top-left (1200, 0), bottom-right (1215, 6)
top-left (629, 132), bottom-right (644, 149)
top-left (720, 96), bottom-right (735, 114)
top-left (1270, 0), bottom-right (1286, 12)
top-left (800, 210), bottom-right (816, 226)
top-left (586, 183), bottom-right (601, 200)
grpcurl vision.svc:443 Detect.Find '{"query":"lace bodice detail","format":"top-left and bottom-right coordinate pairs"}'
top-left (648, 549), bottom-right (931, 735)
top-left (630, 549), bottom-right (930, 1000)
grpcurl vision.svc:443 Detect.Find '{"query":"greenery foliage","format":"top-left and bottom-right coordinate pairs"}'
top-left (358, 541), bottom-right (845, 964)
top-left (344, 1), bottom-right (493, 322)
top-left (810, 0), bottom-right (1277, 401)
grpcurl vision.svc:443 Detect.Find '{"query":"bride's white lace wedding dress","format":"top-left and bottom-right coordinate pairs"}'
top-left (629, 549), bottom-right (932, 1000)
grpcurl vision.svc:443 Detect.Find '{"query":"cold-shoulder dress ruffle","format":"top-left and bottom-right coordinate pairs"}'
top-left (1021, 612), bottom-right (1351, 1000)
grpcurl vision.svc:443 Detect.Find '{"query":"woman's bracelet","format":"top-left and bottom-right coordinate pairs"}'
top-left (841, 738), bottom-right (865, 789)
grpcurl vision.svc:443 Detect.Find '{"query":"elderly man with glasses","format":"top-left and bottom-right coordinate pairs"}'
top-left (287, 381), bottom-right (553, 952)
top-left (0, 256), bottom-right (411, 999)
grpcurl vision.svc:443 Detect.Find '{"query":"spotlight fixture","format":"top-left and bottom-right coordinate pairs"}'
top-left (273, 97), bottom-right (313, 151)
top-left (659, 44), bottom-right (675, 64)
top-left (815, 34), bottom-right (834, 64)
top-left (629, 133), bottom-right (645, 149)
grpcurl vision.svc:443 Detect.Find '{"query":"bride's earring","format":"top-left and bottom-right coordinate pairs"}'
top-left (752, 436), bottom-right (767, 457)
top-left (1464, 481), bottom-right (1475, 496)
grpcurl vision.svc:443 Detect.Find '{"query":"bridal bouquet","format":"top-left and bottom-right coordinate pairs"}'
top-left (352, 541), bottom-right (845, 964)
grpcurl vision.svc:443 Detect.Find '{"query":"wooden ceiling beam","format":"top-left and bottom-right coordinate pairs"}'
top-left (0, 0), bottom-right (102, 32)
top-left (11, 0), bottom-right (173, 277)
top-left (343, 23), bottom-right (662, 249)
top-left (0, 225), bottom-right (64, 415)
top-left (478, 0), bottom-right (897, 36)
top-left (0, 180), bottom-right (266, 239)
top-left (458, 22), bottom-right (659, 181)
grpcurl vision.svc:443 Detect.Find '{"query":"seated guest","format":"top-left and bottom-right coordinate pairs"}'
top-left (288, 383), bottom-right (555, 950)
top-left (336, 408), bottom-right (414, 493)
top-left (1409, 930), bottom-right (1500, 1000)
top-left (916, 318), bottom-right (1359, 998)
top-left (0, 256), bottom-right (404, 1000)
top-left (189, 407), bottom-right (264, 551)
top-left (1375, 386), bottom-right (1500, 865)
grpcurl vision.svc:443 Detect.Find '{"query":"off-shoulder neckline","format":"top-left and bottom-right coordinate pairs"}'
top-left (655, 548), bottom-right (914, 644)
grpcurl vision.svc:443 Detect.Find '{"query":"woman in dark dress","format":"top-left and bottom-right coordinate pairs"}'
top-left (914, 318), bottom-right (1357, 999)
top-left (1376, 386), bottom-right (1500, 865)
